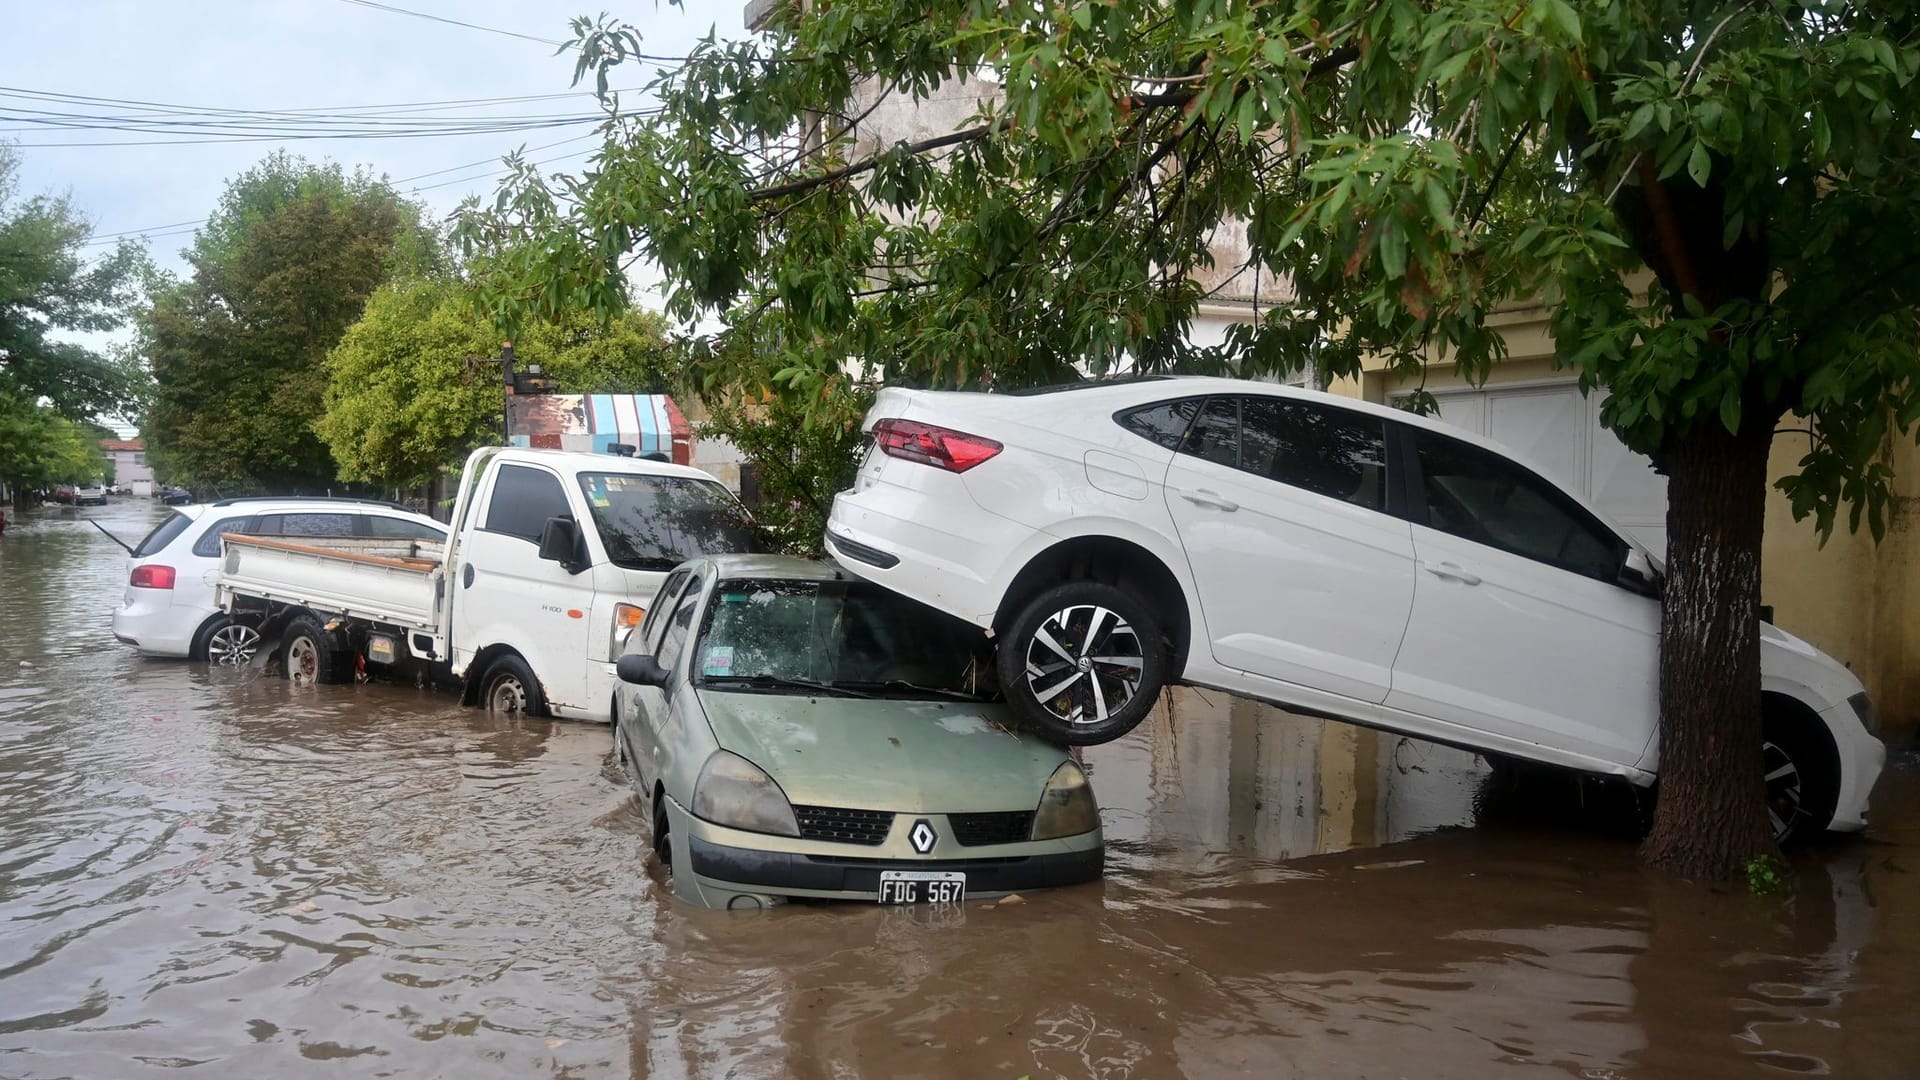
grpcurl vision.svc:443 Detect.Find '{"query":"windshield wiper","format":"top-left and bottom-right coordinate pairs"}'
top-left (702, 674), bottom-right (875, 699)
top-left (840, 680), bottom-right (996, 702)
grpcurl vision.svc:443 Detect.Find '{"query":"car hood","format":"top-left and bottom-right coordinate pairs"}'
top-left (1760, 621), bottom-right (1865, 709)
top-left (694, 691), bottom-right (1072, 812)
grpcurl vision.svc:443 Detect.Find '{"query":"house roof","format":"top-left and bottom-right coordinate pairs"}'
top-left (100, 438), bottom-right (144, 452)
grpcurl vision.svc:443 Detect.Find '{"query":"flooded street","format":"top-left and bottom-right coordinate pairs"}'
top-left (3, 500), bottom-right (1918, 1078)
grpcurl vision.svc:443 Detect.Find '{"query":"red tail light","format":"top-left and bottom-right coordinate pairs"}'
top-left (871, 418), bottom-right (1003, 473)
top-left (130, 564), bottom-right (176, 589)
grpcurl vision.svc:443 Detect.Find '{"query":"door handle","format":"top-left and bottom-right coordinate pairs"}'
top-left (1179, 489), bottom-right (1239, 512)
top-left (1423, 561), bottom-right (1482, 586)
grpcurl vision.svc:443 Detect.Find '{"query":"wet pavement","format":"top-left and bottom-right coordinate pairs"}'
top-left (2, 499), bottom-right (1918, 1078)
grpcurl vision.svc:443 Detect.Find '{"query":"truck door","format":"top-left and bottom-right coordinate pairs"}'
top-left (451, 462), bottom-right (597, 714)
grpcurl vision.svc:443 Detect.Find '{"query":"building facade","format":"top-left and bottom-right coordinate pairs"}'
top-left (99, 438), bottom-right (154, 496)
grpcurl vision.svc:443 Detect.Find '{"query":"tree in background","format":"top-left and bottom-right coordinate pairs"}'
top-left (142, 152), bottom-right (442, 494)
top-left (699, 383), bottom-right (872, 553)
top-left (318, 277), bottom-right (674, 496)
top-left (459, 2), bottom-right (1920, 881)
top-left (0, 143), bottom-right (146, 501)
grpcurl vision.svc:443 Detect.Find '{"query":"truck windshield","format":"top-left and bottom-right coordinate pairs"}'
top-left (576, 473), bottom-right (759, 570)
top-left (693, 578), bottom-right (997, 700)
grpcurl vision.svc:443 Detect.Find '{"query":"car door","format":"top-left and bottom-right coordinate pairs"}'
top-left (627, 575), bottom-right (704, 790)
top-left (451, 463), bottom-right (596, 703)
top-left (1161, 394), bottom-right (1417, 704)
top-left (620, 569), bottom-right (694, 784)
top-left (1385, 426), bottom-right (1659, 767)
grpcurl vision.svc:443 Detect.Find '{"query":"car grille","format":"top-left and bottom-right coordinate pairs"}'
top-left (792, 805), bottom-right (894, 846)
top-left (948, 811), bottom-right (1034, 847)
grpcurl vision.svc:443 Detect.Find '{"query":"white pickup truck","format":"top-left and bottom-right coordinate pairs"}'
top-left (215, 446), bottom-right (757, 721)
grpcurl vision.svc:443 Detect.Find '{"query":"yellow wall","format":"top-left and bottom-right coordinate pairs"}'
top-left (1332, 308), bottom-right (1919, 739)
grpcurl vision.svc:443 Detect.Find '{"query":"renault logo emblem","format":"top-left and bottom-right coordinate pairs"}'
top-left (909, 818), bottom-right (937, 854)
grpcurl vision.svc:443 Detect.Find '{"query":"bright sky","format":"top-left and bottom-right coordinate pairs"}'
top-left (2, 0), bottom-right (746, 290)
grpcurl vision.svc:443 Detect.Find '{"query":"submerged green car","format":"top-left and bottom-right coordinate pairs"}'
top-left (613, 554), bottom-right (1104, 909)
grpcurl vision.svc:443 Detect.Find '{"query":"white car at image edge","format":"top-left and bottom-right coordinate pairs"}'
top-left (113, 497), bottom-right (447, 663)
top-left (824, 376), bottom-right (1886, 843)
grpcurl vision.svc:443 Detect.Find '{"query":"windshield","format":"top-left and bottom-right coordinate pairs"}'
top-left (132, 510), bottom-right (195, 558)
top-left (693, 578), bottom-right (997, 700)
top-left (576, 473), bottom-right (760, 571)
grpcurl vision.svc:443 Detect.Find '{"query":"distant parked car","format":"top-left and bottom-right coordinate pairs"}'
top-left (112, 497), bottom-right (448, 663)
top-left (52, 484), bottom-right (76, 504)
top-left (825, 376), bottom-right (1886, 843)
top-left (157, 485), bottom-right (192, 505)
top-left (74, 484), bottom-right (107, 506)
top-left (613, 554), bottom-right (1104, 909)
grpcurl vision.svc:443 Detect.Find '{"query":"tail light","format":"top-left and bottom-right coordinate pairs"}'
top-left (130, 564), bottom-right (176, 589)
top-left (871, 418), bottom-right (1003, 473)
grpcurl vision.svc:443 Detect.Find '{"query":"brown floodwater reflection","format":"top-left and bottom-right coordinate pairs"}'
top-left (2, 501), bottom-right (1916, 1078)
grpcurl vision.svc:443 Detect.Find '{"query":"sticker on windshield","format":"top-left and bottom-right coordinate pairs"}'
top-left (702, 646), bottom-right (734, 676)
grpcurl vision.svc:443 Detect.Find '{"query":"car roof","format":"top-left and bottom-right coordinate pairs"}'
top-left (479, 447), bottom-right (720, 484)
top-left (180, 499), bottom-right (440, 522)
top-left (693, 554), bottom-right (848, 581)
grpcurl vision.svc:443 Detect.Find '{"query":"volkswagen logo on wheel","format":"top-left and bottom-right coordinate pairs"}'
top-left (908, 818), bottom-right (937, 854)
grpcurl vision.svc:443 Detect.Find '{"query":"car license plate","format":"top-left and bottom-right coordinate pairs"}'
top-left (877, 870), bottom-right (965, 905)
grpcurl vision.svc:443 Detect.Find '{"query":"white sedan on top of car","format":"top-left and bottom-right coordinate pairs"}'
top-left (824, 376), bottom-right (1886, 843)
top-left (112, 497), bottom-right (447, 663)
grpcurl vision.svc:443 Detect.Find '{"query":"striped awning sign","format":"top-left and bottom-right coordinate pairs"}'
top-left (507, 393), bottom-right (692, 463)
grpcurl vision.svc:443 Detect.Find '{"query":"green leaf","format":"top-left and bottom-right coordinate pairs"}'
top-left (1718, 390), bottom-right (1741, 434)
top-left (1380, 221), bottom-right (1408, 279)
top-left (1686, 141), bottom-right (1710, 188)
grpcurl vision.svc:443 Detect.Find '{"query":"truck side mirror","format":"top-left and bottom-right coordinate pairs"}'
top-left (616, 654), bottom-right (669, 687)
top-left (537, 516), bottom-right (584, 572)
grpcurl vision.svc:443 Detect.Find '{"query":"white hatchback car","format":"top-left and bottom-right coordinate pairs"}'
top-left (825, 377), bottom-right (1886, 841)
top-left (112, 498), bottom-right (447, 663)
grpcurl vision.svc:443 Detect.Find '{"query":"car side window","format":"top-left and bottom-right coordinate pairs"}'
top-left (1115, 398), bottom-right (1206, 451)
top-left (365, 515), bottom-right (445, 541)
top-left (483, 464), bottom-right (573, 543)
top-left (655, 583), bottom-right (704, 674)
top-left (1178, 396), bottom-right (1241, 469)
top-left (1413, 431), bottom-right (1625, 582)
top-left (263, 513), bottom-right (354, 538)
top-left (1239, 397), bottom-right (1389, 511)
top-left (636, 571), bottom-right (691, 656)
top-left (191, 515), bottom-right (257, 557)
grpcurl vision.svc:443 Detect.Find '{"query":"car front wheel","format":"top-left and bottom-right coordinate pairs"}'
top-left (1762, 713), bottom-right (1838, 845)
top-left (996, 580), bottom-right (1166, 746)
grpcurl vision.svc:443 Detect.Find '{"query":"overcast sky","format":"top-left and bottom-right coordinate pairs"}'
top-left (2, 0), bottom-right (747, 286)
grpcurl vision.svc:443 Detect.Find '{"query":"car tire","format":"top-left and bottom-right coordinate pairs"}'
top-left (996, 579), bottom-right (1165, 746)
top-left (281, 614), bottom-right (354, 686)
top-left (480, 654), bottom-right (548, 717)
top-left (192, 615), bottom-right (263, 666)
top-left (1763, 710), bottom-right (1839, 846)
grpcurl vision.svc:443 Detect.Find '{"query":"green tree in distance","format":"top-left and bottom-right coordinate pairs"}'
top-left (457, 2), bottom-right (1920, 880)
top-left (318, 277), bottom-right (677, 495)
top-left (143, 152), bottom-right (442, 494)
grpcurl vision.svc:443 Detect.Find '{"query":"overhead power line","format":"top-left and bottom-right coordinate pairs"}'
top-left (332, 0), bottom-right (568, 47)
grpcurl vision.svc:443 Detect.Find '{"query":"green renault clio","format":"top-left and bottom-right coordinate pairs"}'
top-left (612, 554), bottom-right (1105, 909)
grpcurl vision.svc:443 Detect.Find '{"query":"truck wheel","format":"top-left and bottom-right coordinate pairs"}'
top-left (481, 654), bottom-right (549, 717)
top-left (995, 580), bottom-right (1165, 746)
top-left (282, 614), bottom-right (353, 686)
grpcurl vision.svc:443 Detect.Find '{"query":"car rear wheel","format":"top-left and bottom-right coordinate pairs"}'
top-left (481, 654), bottom-right (548, 717)
top-left (1763, 712), bottom-right (1838, 845)
top-left (996, 580), bottom-right (1165, 746)
top-left (282, 614), bottom-right (354, 686)
top-left (194, 616), bottom-right (262, 666)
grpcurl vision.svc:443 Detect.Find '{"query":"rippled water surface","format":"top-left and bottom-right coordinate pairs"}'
top-left (2, 500), bottom-right (1917, 1078)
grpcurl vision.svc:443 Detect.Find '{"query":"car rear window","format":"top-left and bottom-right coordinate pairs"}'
top-left (132, 511), bottom-right (195, 558)
top-left (192, 515), bottom-right (258, 558)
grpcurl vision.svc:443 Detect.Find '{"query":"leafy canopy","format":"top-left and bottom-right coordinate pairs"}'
top-left (459, 0), bottom-right (1920, 536)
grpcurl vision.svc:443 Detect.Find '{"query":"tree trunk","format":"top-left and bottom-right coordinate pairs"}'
top-left (1642, 418), bottom-right (1777, 881)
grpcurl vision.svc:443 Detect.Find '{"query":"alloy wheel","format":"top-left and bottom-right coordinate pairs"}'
top-left (206, 624), bottom-right (261, 667)
top-left (1762, 739), bottom-right (1804, 842)
top-left (1021, 602), bottom-right (1147, 729)
top-left (287, 636), bottom-right (320, 686)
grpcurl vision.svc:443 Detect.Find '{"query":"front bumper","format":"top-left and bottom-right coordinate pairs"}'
top-left (1824, 699), bottom-right (1886, 832)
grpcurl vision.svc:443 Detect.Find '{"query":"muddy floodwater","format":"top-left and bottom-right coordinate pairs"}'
top-left (2, 501), bottom-right (1918, 1078)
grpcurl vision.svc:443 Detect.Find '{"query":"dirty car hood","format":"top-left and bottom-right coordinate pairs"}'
top-left (693, 691), bottom-right (1070, 812)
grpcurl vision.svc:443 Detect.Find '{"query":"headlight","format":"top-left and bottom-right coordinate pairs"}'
top-left (1849, 691), bottom-right (1879, 736)
top-left (691, 751), bottom-right (799, 836)
top-left (611, 602), bottom-right (644, 657)
top-left (1031, 761), bottom-right (1100, 840)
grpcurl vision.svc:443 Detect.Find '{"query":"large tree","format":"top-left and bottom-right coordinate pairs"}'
top-left (458, 2), bottom-right (1920, 880)
top-left (143, 152), bottom-right (442, 493)
top-left (318, 277), bottom-right (677, 494)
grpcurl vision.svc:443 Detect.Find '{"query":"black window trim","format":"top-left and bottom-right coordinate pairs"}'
top-left (1401, 424), bottom-right (1630, 584)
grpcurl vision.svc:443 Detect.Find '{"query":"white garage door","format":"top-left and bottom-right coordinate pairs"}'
top-left (1397, 382), bottom-right (1668, 553)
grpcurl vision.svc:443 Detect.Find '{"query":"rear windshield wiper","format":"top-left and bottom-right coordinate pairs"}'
top-left (840, 680), bottom-right (997, 702)
top-left (702, 674), bottom-right (875, 699)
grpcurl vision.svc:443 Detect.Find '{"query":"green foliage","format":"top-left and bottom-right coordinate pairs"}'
top-left (318, 278), bottom-right (677, 493)
top-left (0, 390), bottom-right (107, 493)
top-left (699, 383), bottom-right (874, 555)
top-left (1746, 853), bottom-right (1788, 897)
top-left (142, 152), bottom-right (444, 494)
top-left (456, 0), bottom-right (1920, 540)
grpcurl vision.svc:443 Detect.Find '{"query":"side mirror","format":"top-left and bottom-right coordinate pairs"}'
top-left (616, 654), bottom-right (669, 687)
top-left (536, 516), bottom-right (584, 572)
top-left (1619, 547), bottom-right (1661, 597)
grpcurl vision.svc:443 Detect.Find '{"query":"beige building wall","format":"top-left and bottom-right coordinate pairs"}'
top-left (1328, 306), bottom-right (1920, 739)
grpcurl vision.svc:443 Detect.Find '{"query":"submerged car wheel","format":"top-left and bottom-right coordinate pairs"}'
top-left (196, 617), bottom-right (262, 667)
top-left (1762, 712), bottom-right (1838, 845)
top-left (997, 580), bottom-right (1165, 746)
top-left (281, 614), bottom-right (353, 686)
top-left (481, 654), bottom-right (548, 717)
